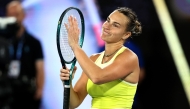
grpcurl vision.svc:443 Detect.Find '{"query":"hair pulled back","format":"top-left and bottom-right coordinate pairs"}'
top-left (116, 7), bottom-right (142, 37)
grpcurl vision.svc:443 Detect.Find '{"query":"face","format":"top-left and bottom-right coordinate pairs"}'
top-left (6, 3), bottom-right (25, 26)
top-left (101, 10), bottom-right (131, 43)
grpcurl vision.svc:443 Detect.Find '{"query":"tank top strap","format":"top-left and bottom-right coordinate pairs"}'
top-left (111, 46), bottom-right (126, 61)
top-left (95, 51), bottom-right (104, 64)
top-left (95, 46), bottom-right (127, 65)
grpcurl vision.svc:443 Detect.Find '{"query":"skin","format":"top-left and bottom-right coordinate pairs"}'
top-left (6, 1), bottom-right (45, 100)
top-left (6, 1), bottom-right (25, 37)
top-left (60, 10), bottom-right (140, 108)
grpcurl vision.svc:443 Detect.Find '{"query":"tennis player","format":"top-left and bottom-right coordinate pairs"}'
top-left (61, 7), bottom-right (142, 109)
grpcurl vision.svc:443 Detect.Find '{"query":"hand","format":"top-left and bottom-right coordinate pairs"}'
top-left (65, 16), bottom-right (80, 49)
top-left (60, 66), bottom-right (77, 81)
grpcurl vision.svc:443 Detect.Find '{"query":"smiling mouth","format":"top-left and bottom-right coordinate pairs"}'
top-left (103, 31), bottom-right (111, 35)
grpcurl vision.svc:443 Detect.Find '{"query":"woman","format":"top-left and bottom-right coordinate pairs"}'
top-left (60, 7), bottom-right (142, 109)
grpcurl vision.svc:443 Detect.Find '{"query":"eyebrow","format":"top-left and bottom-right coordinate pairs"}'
top-left (107, 17), bottom-right (121, 26)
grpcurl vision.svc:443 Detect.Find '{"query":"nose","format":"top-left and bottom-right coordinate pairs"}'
top-left (103, 21), bottom-right (110, 29)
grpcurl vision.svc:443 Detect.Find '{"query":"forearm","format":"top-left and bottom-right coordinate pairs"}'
top-left (36, 72), bottom-right (44, 91)
top-left (36, 60), bottom-right (44, 91)
top-left (72, 45), bottom-right (102, 82)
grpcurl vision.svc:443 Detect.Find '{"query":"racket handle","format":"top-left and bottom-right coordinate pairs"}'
top-left (63, 86), bottom-right (70, 109)
top-left (64, 80), bottom-right (70, 85)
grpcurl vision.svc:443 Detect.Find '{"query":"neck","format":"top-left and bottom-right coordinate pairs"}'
top-left (104, 48), bottom-right (120, 57)
top-left (16, 25), bottom-right (24, 38)
top-left (104, 41), bottom-right (123, 56)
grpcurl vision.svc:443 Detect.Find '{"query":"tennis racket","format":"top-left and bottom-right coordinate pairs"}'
top-left (56, 7), bottom-right (85, 109)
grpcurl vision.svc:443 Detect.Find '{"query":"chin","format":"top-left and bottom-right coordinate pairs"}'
top-left (100, 35), bottom-right (106, 41)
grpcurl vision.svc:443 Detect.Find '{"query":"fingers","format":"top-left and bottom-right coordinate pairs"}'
top-left (60, 66), bottom-right (77, 81)
top-left (64, 23), bottom-right (68, 31)
top-left (65, 16), bottom-right (79, 31)
top-left (72, 66), bottom-right (77, 79)
top-left (74, 66), bottom-right (77, 71)
top-left (72, 17), bottom-right (78, 31)
top-left (60, 68), bottom-right (70, 81)
top-left (64, 16), bottom-right (80, 48)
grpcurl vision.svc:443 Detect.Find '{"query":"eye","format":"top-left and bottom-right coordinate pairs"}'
top-left (113, 24), bottom-right (119, 27)
top-left (112, 23), bottom-right (120, 28)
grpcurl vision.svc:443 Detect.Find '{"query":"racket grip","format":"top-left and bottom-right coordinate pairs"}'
top-left (64, 80), bottom-right (70, 85)
top-left (63, 86), bottom-right (70, 109)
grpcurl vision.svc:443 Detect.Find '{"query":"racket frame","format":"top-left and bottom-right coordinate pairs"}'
top-left (56, 7), bottom-right (85, 109)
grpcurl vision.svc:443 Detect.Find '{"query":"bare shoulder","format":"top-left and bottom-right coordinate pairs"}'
top-left (116, 47), bottom-right (139, 72)
top-left (89, 53), bottom-right (101, 62)
top-left (121, 47), bottom-right (140, 83)
top-left (121, 47), bottom-right (138, 63)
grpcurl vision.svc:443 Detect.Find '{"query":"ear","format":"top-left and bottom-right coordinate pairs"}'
top-left (122, 32), bottom-right (131, 40)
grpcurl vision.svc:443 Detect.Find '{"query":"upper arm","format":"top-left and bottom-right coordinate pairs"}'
top-left (73, 54), bottom-right (100, 103)
top-left (73, 71), bottom-right (88, 103)
top-left (33, 38), bottom-right (44, 74)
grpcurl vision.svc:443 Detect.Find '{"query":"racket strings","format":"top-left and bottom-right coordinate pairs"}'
top-left (60, 17), bottom-right (74, 62)
top-left (59, 10), bottom-right (82, 62)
